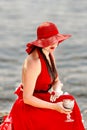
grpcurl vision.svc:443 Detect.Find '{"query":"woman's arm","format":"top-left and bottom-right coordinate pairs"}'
top-left (22, 56), bottom-right (71, 114)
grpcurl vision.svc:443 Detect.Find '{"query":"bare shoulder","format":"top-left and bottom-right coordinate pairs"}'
top-left (24, 56), bottom-right (40, 69)
top-left (23, 50), bottom-right (41, 74)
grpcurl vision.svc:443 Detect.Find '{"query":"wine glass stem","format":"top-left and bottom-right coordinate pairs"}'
top-left (67, 113), bottom-right (71, 120)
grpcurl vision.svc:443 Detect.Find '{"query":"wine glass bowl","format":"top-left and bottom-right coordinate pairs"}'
top-left (63, 99), bottom-right (74, 122)
top-left (63, 99), bottom-right (74, 110)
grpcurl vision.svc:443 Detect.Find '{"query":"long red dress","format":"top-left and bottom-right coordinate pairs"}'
top-left (0, 50), bottom-right (85, 130)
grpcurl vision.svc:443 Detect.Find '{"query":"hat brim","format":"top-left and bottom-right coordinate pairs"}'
top-left (26, 34), bottom-right (71, 53)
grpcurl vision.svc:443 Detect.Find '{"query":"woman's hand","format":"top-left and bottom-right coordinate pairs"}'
top-left (54, 102), bottom-right (72, 114)
top-left (50, 91), bottom-right (63, 102)
top-left (49, 80), bottom-right (63, 102)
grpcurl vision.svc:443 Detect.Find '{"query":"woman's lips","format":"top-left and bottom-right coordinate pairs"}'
top-left (50, 47), bottom-right (55, 50)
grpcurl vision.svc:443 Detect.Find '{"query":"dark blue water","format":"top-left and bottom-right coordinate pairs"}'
top-left (0, 0), bottom-right (87, 126)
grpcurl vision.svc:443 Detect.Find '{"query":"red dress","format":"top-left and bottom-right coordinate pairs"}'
top-left (0, 50), bottom-right (85, 130)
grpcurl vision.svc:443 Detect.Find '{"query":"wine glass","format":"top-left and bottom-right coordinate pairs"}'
top-left (63, 99), bottom-right (74, 122)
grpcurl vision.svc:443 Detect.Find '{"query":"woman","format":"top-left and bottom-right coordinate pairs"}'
top-left (0, 22), bottom-right (85, 130)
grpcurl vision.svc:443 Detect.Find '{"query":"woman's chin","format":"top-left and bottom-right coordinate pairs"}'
top-left (50, 48), bottom-right (56, 52)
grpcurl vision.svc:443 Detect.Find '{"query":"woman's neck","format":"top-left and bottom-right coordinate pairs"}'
top-left (42, 48), bottom-right (50, 58)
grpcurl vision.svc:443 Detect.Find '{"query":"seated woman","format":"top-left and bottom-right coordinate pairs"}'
top-left (0, 22), bottom-right (85, 130)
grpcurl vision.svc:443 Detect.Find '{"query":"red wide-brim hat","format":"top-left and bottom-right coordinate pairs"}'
top-left (26, 22), bottom-right (71, 54)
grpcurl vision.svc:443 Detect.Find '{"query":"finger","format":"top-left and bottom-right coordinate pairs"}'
top-left (54, 95), bottom-right (58, 102)
top-left (53, 96), bottom-right (56, 102)
top-left (50, 95), bottom-right (54, 102)
top-left (63, 108), bottom-right (72, 114)
top-left (60, 109), bottom-right (72, 114)
top-left (50, 95), bottom-right (53, 102)
top-left (63, 107), bottom-right (72, 112)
